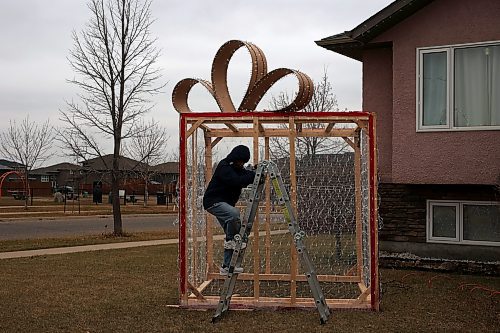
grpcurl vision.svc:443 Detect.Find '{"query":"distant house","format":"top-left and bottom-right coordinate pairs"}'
top-left (151, 162), bottom-right (179, 185)
top-left (0, 159), bottom-right (53, 196)
top-left (0, 162), bottom-right (12, 175)
top-left (80, 155), bottom-right (179, 195)
top-left (0, 159), bottom-right (23, 178)
top-left (31, 162), bottom-right (80, 189)
top-left (317, 0), bottom-right (500, 262)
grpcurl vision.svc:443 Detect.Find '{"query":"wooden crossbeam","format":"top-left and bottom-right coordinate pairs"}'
top-left (205, 128), bottom-right (357, 138)
top-left (206, 273), bottom-right (361, 283)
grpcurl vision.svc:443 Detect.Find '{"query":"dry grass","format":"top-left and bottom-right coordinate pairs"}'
top-left (0, 230), bottom-right (178, 253)
top-left (0, 244), bottom-right (498, 332)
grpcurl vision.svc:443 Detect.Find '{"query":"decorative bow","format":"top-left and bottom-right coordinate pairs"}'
top-left (172, 40), bottom-right (313, 113)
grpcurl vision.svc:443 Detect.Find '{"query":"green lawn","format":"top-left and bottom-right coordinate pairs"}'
top-left (0, 245), bottom-right (498, 332)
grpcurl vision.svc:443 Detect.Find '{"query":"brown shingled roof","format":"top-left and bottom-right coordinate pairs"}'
top-left (315, 0), bottom-right (434, 60)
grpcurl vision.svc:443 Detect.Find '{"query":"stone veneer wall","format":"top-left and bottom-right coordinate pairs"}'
top-left (378, 183), bottom-right (499, 243)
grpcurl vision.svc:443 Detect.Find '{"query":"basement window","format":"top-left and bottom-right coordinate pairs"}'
top-left (427, 200), bottom-right (500, 246)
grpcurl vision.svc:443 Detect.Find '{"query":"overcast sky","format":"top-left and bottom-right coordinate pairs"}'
top-left (0, 0), bottom-right (393, 165)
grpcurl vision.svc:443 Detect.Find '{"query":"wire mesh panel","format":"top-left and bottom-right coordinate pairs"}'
top-left (178, 112), bottom-right (378, 310)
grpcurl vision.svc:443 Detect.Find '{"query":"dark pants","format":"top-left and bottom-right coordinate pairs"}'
top-left (206, 202), bottom-right (241, 267)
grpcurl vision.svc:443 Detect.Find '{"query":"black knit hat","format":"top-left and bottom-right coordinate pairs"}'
top-left (226, 145), bottom-right (250, 163)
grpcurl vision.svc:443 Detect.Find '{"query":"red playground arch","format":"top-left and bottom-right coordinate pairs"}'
top-left (0, 170), bottom-right (30, 199)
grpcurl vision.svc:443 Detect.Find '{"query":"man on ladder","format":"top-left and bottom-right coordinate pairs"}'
top-left (207, 158), bottom-right (331, 324)
top-left (203, 145), bottom-right (255, 276)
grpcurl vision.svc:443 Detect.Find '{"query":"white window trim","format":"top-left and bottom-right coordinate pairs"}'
top-left (416, 40), bottom-right (500, 132)
top-left (41, 175), bottom-right (50, 182)
top-left (427, 200), bottom-right (500, 246)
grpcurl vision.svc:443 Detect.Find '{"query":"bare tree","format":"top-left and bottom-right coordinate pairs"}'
top-left (125, 120), bottom-right (169, 206)
top-left (0, 117), bottom-right (53, 209)
top-left (269, 69), bottom-right (348, 159)
top-left (59, 0), bottom-right (163, 235)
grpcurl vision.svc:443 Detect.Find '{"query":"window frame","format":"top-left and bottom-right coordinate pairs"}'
top-left (40, 175), bottom-right (50, 183)
top-left (427, 200), bottom-right (500, 246)
top-left (416, 40), bottom-right (500, 132)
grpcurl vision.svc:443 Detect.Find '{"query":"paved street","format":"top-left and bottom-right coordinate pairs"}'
top-left (0, 214), bottom-right (178, 240)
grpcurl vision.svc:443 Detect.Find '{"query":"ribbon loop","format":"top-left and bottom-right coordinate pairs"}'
top-left (172, 40), bottom-right (313, 114)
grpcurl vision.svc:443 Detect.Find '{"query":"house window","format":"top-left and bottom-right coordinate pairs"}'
top-left (41, 175), bottom-right (50, 182)
top-left (417, 41), bottom-right (500, 131)
top-left (427, 201), bottom-right (500, 246)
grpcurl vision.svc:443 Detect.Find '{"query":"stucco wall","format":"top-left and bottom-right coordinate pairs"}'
top-left (363, 47), bottom-right (393, 182)
top-left (365, 0), bottom-right (500, 185)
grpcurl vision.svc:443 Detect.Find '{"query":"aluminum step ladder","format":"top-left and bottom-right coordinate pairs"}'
top-left (212, 160), bottom-right (331, 324)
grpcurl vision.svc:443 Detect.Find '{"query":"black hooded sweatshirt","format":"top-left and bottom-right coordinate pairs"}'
top-left (203, 145), bottom-right (255, 209)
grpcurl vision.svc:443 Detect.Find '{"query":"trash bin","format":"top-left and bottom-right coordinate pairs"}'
top-left (156, 192), bottom-right (166, 205)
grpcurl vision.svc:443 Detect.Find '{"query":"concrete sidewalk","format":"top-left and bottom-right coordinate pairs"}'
top-left (0, 229), bottom-right (289, 260)
top-left (0, 239), bottom-right (179, 259)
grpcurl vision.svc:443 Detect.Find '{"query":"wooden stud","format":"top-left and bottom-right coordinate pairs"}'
top-left (354, 136), bottom-right (363, 278)
top-left (264, 137), bottom-right (271, 274)
top-left (204, 136), bottom-right (214, 275)
top-left (191, 132), bottom-right (198, 284)
top-left (253, 117), bottom-right (260, 300)
top-left (288, 116), bottom-right (298, 304)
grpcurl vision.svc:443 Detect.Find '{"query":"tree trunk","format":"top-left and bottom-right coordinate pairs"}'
top-left (24, 167), bottom-right (28, 211)
top-left (112, 152), bottom-right (123, 235)
top-left (144, 179), bottom-right (148, 207)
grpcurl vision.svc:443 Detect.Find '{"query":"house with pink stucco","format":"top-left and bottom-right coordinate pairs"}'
top-left (317, 0), bottom-right (500, 265)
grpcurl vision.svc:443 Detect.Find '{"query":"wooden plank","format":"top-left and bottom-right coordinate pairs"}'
top-left (252, 117), bottom-right (260, 300)
top-left (357, 284), bottom-right (371, 302)
top-left (288, 116), bottom-right (297, 304)
top-left (186, 119), bottom-right (204, 138)
top-left (258, 123), bottom-right (265, 133)
top-left (204, 136), bottom-right (214, 274)
top-left (207, 272), bottom-right (361, 283)
top-left (264, 137), bottom-right (271, 274)
top-left (343, 137), bottom-right (356, 150)
top-left (197, 279), bottom-right (213, 294)
top-left (325, 122), bottom-right (336, 133)
top-left (354, 138), bottom-right (363, 278)
top-left (187, 280), bottom-right (206, 300)
top-left (191, 133), bottom-right (198, 283)
top-left (205, 128), bottom-right (357, 138)
top-left (187, 115), bottom-right (369, 124)
top-left (225, 122), bottom-right (239, 132)
top-left (184, 296), bottom-right (371, 310)
top-left (210, 137), bottom-right (223, 148)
